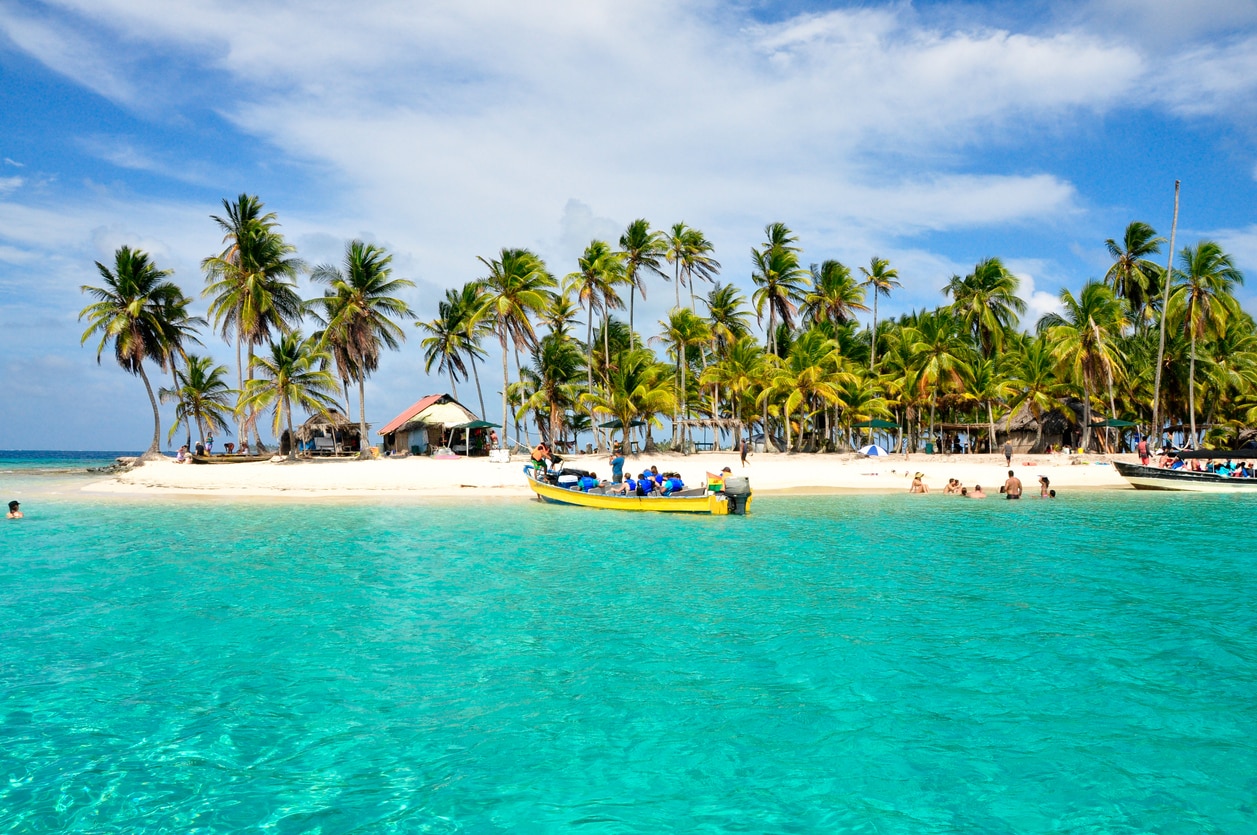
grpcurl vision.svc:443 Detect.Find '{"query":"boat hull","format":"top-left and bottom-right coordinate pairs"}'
top-left (525, 470), bottom-right (750, 514)
top-left (1113, 461), bottom-right (1257, 492)
top-left (190, 454), bottom-right (271, 464)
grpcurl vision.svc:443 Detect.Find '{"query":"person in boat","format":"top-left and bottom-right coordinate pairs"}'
top-left (648, 466), bottom-right (664, 488)
top-left (577, 471), bottom-right (599, 491)
top-left (609, 447), bottom-right (625, 485)
top-left (969, 484), bottom-right (987, 498)
top-left (531, 442), bottom-right (549, 470)
top-left (661, 475), bottom-right (685, 496)
top-left (636, 472), bottom-right (657, 496)
top-left (1169, 457), bottom-right (1185, 470)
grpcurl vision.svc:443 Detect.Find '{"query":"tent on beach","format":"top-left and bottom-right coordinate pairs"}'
top-left (378, 394), bottom-right (480, 455)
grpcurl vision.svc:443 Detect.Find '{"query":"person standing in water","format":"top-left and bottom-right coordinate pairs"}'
top-left (7, 500), bottom-right (22, 519)
top-left (1004, 470), bottom-right (1023, 500)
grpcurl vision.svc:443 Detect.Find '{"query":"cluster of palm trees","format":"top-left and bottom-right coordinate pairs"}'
top-left (81, 196), bottom-right (1254, 459)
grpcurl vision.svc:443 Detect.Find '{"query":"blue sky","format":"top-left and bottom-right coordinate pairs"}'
top-left (2, 0), bottom-right (1256, 450)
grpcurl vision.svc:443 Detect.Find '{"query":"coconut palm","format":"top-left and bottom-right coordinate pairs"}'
top-left (476, 248), bottom-right (556, 448)
top-left (664, 223), bottom-right (722, 310)
top-left (1168, 241), bottom-right (1244, 445)
top-left (904, 309), bottom-right (972, 442)
top-left (581, 348), bottom-right (676, 450)
top-left (159, 354), bottom-right (236, 446)
top-left (519, 331), bottom-right (586, 445)
top-left (1037, 281), bottom-right (1128, 452)
top-left (201, 194), bottom-right (305, 449)
top-left (803, 260), bottom-right (868, 328)
top-left (860, 257), bottom-right (900, 372)
top-left (964, 356), bottom-right (1017, 454)
top-left (240, 332), bottom-right (341, 456)
top-left (310, 240), bottom-right (415, 459)
top-left (763, 329), bottom-right (848, 452)
top-left (618, 219), bottom-right (667, 348)
top-left (943, 257), bottom-right (1026, 358)
top-left (418, 290), bottom-right (477, 399)
top-left (79, 246), bottom-right (187, 456)
top-left (750, 230), bottom-right (809, 357)
top-left (1104, 221), bottom-right (1165, 330)
top-left (449, 282), bottom-right (494, 418)
top-left (656, 308), bottom-right (711, 449)
top-left (1007, 334), bottom-right (1071, 453)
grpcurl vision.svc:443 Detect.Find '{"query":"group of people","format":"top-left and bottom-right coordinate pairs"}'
top-left (529, 443), bottom-right (733, 498)
top-left (916, 470), bottom-right (1055, 499)
top-left (1154, 452), bottom-right (1255, 477)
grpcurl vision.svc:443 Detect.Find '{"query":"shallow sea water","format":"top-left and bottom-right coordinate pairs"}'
top-left (1, 480), bottom-right (1255, 832)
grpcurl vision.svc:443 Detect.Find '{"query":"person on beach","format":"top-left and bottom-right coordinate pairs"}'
top-left (238, 439), bottom-right (250, 455)
top-left (206, 434), bottom-right (214, 455)
top-left (969, 484), bottom-right (986, 498)
top-left (1003, 440), bottom-right (1013, 466)
top-left (1137, 437), bottom-right (1149, 465)
top-left (609, 448), bottom-right (625, 484)
top-left (740, 438), bottom-right (750, 466)
top-left (909, 473), bottom-right (928, 493)
top-left (1038, 475), bottom-right (1050, 497)
top-left (6, 500), bottom-right (21, 519)
top-left (175, 445), bottom-right (190, 463)
top-left (1004, 470), bottom-right (1023, 499)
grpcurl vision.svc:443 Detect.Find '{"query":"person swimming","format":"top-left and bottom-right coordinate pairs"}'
top-left (7, 500), bottom-right (22, 519)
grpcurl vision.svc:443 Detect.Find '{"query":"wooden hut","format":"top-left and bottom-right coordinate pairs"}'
top-left (295, 411), bottom-right (366, 455)
top-left (378, 394), bottom-right (478, 455)
top-left (995, 402), bottom-right (1078, 453)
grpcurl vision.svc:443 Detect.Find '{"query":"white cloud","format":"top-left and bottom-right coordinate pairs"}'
top-left (1006, 259), bottom-right (1066, 329)
top-left (0, 176), bottom-right (23, 195)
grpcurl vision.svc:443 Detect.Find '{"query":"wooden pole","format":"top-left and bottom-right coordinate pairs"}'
top-left (1152, 180), bottom-right (1180, 449)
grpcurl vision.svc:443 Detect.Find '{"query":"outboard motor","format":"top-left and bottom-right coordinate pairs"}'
top-left (722, 476), bottom-right (751, 515)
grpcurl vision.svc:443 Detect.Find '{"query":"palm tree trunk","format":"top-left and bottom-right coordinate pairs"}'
top-left (987, 402), bottom-right (996, 457)
top-left (357, 377), bottom-right (370, 460)
top-left (499, 331), bottom-right (509, 449)
top-left (247, 343), bottom-right (264, 452)
top-left (587, 313), bottom-right (601, 452)
top-left (870, 296), bottom-right (878, 372)
top-left (1081, 386), bottom-right (1094, 452)
top-left (288, 395), bottom-right (298, 460)
top-left (784, 403), bottom-right (792, 453)
top-left (236, 333), bottom-right (245, 447)
top-left (448, 367), bottom-right (459, 400)
top-left (674, 261), bottom-right (681, 308)
top-left (469, 353), bottom-right (487, 420)
top-left (1188, 332), bottom-right (1198, 446)
top-left (629, 276), bottom-right (637, 350)
top-left (680, 346), bottom-right (688, 453)
top-left (138, 361), bottom-right (161, 455)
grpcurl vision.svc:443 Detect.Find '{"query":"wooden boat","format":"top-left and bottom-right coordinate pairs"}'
top-left (189, 453), bottom-right (272, 464)
top-left (1114, 455), bottom-right (1257, 492)
top-left (525, 466), bottom-right (751, 514)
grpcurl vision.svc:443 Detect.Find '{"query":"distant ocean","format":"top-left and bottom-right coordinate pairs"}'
top-left (1, 464), bottom-right (1255, 830)
top-left (0, 449), bottom-right (142, 475)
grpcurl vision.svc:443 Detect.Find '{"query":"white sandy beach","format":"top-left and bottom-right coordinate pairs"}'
top-left (83, 450), bottom-right (1135, 498)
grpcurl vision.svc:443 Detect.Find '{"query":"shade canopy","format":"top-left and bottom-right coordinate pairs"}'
top-left (851, 419), bottom-right (899, 430)
top-left (1090, 418), bottom-right (1138, 428)
top-left (447, 420), bottom-right (499, 430)
top-left (599, 419), bottom-right (646, 429)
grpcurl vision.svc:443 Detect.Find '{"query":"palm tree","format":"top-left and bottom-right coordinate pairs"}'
top-left (159, 355), bottom-right (236, 446)
top-left (701, 335), bottom-right (766, 445)
top-left (519, 331), bottom-right (586, 445)
top-left (764, 329), bottom-right (847, 452)
top-left (240, 332), bottom-right (341, 456)
top-left (750, 226), bottom-right (809, 357)
top-left (618, 219), bottom-right (667, 348)
top-left (580, 348), bottom-right (676, 450)
top-left (1104, 221), bottom-right (1165, 330)
top-left (964, 356), bottom-right (1017, 454)
top-left (1037, 281), bottom-right (1128, 452)
top-left (656, 308), bottom-right (711, 450)
top-left (860, 257), bottom-right (900, 372)
top-left (477, 248), bottom-right (556, 448)
top-left (664, 223), bottom-right (722, 311)
top-left (905, 310), bottom-right (972, 442)
top-left (202, 194), bottom-right (305, 450)
top-left (943, 257), bottom-right (1026, 357)
top-left (1007, 334), bottom-right (1070, 453)
top-left (79, 246), bottom-right (187, 457)
top-left (803, 260), bottom-right (868, 328)
top-left (417, 290), bottom-right (476, 399)
top-left (1168, 241), bottom-right (1244, 445)
top-left (310, 240), bottom-right (415, 459)
top-left (565, 240), bottom-right (626, 448)
top-left (450, 282), bottom-right (494, 418)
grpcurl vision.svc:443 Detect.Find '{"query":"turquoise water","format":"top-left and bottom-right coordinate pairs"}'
top-left (2, 483), bottom-right (1255, 832)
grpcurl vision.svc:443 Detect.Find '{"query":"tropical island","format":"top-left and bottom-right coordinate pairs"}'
top-left (80, 193), bottom-right (1253, 497)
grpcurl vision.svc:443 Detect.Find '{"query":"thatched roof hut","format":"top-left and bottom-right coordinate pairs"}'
top-left (995, 401), bottom-right (1078, 453)
top-left (295, 410), bottom-right (368, 454)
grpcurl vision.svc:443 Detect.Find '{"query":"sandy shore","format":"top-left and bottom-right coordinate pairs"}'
top-left (83, 450), bottom-right (1135, 498)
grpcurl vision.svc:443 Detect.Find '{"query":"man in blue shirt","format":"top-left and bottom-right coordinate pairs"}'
top-left (609, 450), bottom-right (625, 484)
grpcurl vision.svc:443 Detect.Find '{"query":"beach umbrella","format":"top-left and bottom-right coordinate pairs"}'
top-left (859, 444), bottom-right (889, 456)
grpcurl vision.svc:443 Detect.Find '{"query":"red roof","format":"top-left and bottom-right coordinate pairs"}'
top-left (377, 394), bottom-right (445, 437)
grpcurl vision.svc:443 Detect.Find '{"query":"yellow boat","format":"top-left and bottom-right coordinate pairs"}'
top-left (525, 467), bottom-right (751, 515)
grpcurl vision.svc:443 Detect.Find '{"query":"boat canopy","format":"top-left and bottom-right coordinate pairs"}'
top-left (1172, 448), bottom-right (1257, 460)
